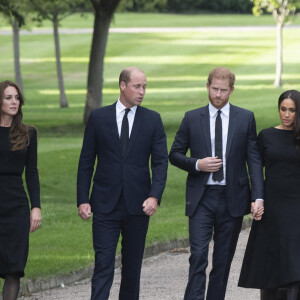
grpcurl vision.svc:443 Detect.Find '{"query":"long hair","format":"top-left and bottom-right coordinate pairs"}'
top-left (278, 89), bottom-right (300, 151)
top-left (0, 80), bottom-right (30, 151)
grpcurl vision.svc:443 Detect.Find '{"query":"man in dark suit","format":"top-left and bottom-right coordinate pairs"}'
top-left (77, 67), bottom-right (168, 300)
top-left (169, 67), bottom-right (264, 300)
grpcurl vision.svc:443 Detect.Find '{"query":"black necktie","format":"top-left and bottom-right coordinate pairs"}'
top-left (213, 110), bottom-right (224, 182)
top-left (120, 108), bottom-right (130, 154)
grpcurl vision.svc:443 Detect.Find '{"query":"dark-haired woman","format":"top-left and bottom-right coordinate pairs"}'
top-left (0, 81), bottom-right (41, 300)
top-left (238, 90), bottom-right (300, 300)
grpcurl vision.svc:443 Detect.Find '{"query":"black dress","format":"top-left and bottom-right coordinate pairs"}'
top-left (239, 127), bottom-right (300, 289)
top-left (0, 126), bottom-right (40, 278)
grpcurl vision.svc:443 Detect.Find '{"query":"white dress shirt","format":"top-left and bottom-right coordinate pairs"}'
top-left (196, 102), bottom-right (230, 185)
top-left (116, 99), bottom-right (137, 137)
top-left (207, 102), bottom-right (229, 185)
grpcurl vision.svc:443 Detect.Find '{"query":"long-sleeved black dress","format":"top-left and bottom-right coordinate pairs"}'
top-left (0, 126), bottom-right (40, 278)
top-left (239, 127), bottom-right (300, 288)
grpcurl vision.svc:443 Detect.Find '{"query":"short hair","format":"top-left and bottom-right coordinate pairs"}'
top-left (119, 67), bottom-right (145, 87)
top-left (207, 67), bottom-right (235, 88)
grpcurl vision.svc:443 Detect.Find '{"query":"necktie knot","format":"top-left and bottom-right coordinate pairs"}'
top-left (124, 108), bottom-right (130, 116)
top-left (217, 110), bottom-right (221, 116)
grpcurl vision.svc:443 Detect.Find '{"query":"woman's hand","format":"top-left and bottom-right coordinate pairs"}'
top-left (251, 200), bottom-right (264, 221)
top-left (30, 207), bottom-right (42, 233)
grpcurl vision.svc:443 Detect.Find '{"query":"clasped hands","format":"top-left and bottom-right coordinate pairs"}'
top-left (251, 200), bottom-right (264, 221)
top-left (197, 157), bottom-right (264, 221)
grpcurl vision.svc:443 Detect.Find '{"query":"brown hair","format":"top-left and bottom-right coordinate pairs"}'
top-left (119, 67), bottom-right (145, 87)
top-left (0, 80), bottom-right (30, 151)
top-left (207, 67), bottom-right (235, 88)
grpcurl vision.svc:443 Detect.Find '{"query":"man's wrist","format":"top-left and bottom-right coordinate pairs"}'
top-left (195, 159), bottom-right (201, 171)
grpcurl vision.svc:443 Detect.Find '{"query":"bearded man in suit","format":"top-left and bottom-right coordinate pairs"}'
top-left (169, 66), bottom-right (264, 300)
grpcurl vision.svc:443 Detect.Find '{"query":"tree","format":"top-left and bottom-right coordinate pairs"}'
top-left (118, 0), bottom-right (167, 12)
top-left (28, 0), bottom-right (84, 108)
top-left (252, 0), bottom-right (300, 87)
top-left (0, 0), bottom-right (26, 91)
top-left (84, 0), bottom-right (121, 124)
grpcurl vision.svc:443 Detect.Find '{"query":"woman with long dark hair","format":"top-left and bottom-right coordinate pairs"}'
top-left (0, 80), bottom-right (41, 300)
top-left (239, 90), bottom-right (300, 299)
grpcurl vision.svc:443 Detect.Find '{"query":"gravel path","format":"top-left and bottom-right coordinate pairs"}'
top-left (0, 25), bottom-right (299, 36)
top-left (19, 227), bottom-right (259, 300)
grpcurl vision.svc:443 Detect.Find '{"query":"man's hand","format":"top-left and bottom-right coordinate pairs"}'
top-left (78, 203), bottom-right (92, 220)
top-left (197, 157), bottom-right (223, 173)
top-left (251, 200), bottom-right (264, 221)
top-left (142, 197), bottom-right (158, 216)
top-left (30, 207), bottom-right (42, 233)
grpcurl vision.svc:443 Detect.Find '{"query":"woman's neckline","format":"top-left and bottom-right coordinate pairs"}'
top-left (272, 126), bottom-right (293, 131)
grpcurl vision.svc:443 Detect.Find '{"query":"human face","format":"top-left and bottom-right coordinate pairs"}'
top-left (207, 78), bottom-right (234, 109)
top-left (1, 86), bottom-right (20, 120)
top-left (120, 70), bottom-right (146, 108)
top-left (279, 98), bottom-right (296, 130)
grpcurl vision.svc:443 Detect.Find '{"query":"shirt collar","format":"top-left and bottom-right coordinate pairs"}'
top-left (116, 99), bottom-right (137, 114)
top-left (209, 102), bottom-right (230, 118)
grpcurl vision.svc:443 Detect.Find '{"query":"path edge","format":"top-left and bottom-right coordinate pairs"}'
top-left (15, 218), bottom-right (252, 297)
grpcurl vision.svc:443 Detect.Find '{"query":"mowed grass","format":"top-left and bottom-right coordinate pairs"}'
top-left (0, 13), bottom-right (299, 283)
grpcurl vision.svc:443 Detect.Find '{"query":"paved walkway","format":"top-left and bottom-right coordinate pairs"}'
top-left (19, 227), bottom-right (259, 300)
top-left (0, 25), bottom-right (299, 36)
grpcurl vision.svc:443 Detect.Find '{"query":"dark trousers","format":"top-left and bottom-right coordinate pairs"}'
top-left (91, 197), bottom-right (149, 300)
top-left (184, 186), bottom-right (243, 300)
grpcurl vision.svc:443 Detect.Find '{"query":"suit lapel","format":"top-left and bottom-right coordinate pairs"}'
top-left (107, 103), bottom-right (120, 146)
top-left (226, 104), bottom-right (238, 159)
top-left (199, 105), bottom-right (212, 156)
top-left (124, 105), bottom-right (143, 158)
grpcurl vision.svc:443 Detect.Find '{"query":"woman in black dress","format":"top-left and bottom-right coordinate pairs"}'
top-left (238, 90), bottom-right (300, 300)
top-left (0, 80), bottom-right (41, 300)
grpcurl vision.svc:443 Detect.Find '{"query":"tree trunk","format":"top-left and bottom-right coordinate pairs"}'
top-left (12, 19), bottom-right (23, 92)
top-left (83, 0), bottom-right (121, 124)
top-left (53, 15), bottom-right (68, 108)
top-left (274, 21), bottom-right (283, 88)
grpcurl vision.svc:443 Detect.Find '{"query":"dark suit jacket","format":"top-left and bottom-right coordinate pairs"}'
top-left (77, 103), bottom-right (168, 215)
top-left (169, 104), bottom-right (263, 218)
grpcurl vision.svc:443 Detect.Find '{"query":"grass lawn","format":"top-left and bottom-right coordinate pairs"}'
top-left (0, 12), bottom-right (299, 285)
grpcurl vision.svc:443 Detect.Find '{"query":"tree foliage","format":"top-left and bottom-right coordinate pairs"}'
top-left (0, 0), bottom-right (25, 27)
top-left (28, 0), bottom-right (84, 24)
top-left (167, 0), bottom-right (252, 13)
top-left (252, 0), bottom-right (300, 22)
top-left (118, 0), bottom-right (253, 12)
top-left (0, 0), bottom-right (27, 90)
top-left (118, 0), bottom-right (167, 12)
top-left (27, 0), bottom-right (85, 108)
top-left (252, 0), bottom-right (300, 87)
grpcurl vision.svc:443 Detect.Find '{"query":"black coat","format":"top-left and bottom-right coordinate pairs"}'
top-left (169, 104), bottom-right (264, 217)
top-left (77, 103), bottom-right (168, 215)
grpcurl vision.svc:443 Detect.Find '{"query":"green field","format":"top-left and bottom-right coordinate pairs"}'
top-left (0, 12), bottom-right (299, 284)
